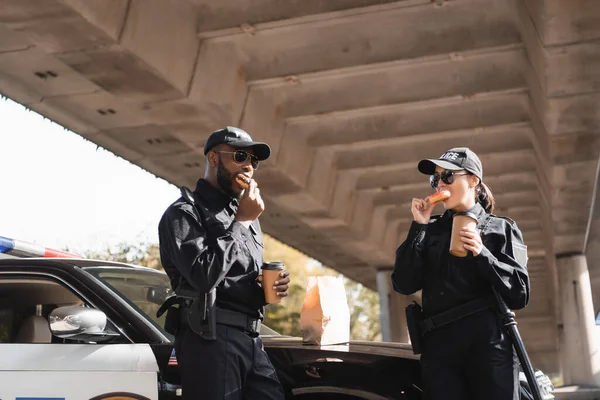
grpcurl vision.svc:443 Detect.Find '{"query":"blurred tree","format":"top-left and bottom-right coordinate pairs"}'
top-left (85, 242), bottom-right (162, 270)
top-left (261, 235), bottom-right (337, 337)
top-left (262, 235), bottom-right (381, 341)
top-left (86, 234), bottom-right (381, 341)
top-left (343, 277), bottom-right (382, 342)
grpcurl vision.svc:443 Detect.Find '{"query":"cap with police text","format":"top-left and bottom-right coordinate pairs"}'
top-left (417, 147), bottom-right (483, 181)
top-left (204, 126), bottom-right (271, 161)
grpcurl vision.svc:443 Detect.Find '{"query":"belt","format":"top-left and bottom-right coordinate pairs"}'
top-left (180, 306), bottom-right (261, 334)
top-left (419, 296), bottom-right (494, 335)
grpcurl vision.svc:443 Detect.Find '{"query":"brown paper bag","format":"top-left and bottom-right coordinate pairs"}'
top-left (300, 276), bottom-right (350, 345)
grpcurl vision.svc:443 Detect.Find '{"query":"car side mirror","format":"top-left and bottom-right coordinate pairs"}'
top-left (49, 305), bottom-right (119, 343)
top-left (146, 287), bottom-right (169, 305)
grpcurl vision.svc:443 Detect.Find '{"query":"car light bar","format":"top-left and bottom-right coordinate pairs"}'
top-left (0, 235), bottom-right (80, 258)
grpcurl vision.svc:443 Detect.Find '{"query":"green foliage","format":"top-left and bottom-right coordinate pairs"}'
top-left (87, 234), bottom-right (381, 341)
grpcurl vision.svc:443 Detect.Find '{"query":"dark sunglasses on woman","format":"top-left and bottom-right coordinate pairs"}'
top-left (218, 150), bottom-right (260, 169)
top-left (430, 170), bottom-right (469, 189)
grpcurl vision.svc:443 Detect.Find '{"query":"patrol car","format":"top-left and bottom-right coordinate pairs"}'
top-left (0, 236), bottom-right (555, 400)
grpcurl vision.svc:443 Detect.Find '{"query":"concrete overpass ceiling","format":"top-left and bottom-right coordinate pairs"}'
top-left (0, 1), bottom-right (599, 354)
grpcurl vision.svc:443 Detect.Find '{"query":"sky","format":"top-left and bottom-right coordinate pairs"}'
top-left (0, 97), bottom-right (180, 255)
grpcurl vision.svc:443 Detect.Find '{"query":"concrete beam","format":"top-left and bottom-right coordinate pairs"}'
top-left (194, 0), bottom-right (417, 37)
top-left (291, 90), bottom-right (529, 148)
top-left (525, 0), bottom-right (600, 46)
top-left (188, 39), bottom-right (248, 127)
top-left (118, 0), bottom-right (199, 95)
top-left (336, 123), bottom-right (533, 170)
top-left (61, 0), bottom-right (129, 41)
top-left (0, 0), bottom-right (116, 53)
top-left (205, 0), bottom-right (519, 81)
top-left (251, 45), bottom-right (526, 118)
top-left (0, 47), bottom-right (100, 105)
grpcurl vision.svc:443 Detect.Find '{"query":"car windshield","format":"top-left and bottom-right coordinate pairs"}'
top-left (84, 266), bottom-right (174, 340)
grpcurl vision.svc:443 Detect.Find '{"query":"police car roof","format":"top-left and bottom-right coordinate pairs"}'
top-left (0, 235), bottom-right (80, 258)
top-left (0, 256), bottom-right (165, 275)
top-left (0, 235), bottom-right (164, 273)
top-left (0, 256), bottom-right (115, 267)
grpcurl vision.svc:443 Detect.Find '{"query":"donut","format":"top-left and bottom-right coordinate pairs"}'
top-left (235, 175), bottom-right (250, 189)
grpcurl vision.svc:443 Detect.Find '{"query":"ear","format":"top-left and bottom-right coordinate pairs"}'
top-left (207, 151), bottom-right (218, 167)
top-left (469, 174), bottom-right (480, 188)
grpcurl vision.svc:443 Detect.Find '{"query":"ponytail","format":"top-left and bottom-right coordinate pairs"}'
top-left (476, 181), bottom-right (495, 214)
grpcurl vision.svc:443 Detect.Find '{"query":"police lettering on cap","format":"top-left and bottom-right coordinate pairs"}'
top-left (204, 126), bottom-right (271, 161)
top-left (417, 147), bottom-right (483, 181)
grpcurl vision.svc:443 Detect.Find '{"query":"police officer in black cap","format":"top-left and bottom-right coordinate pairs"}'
top-left (158, 126), bottom-right (290, 399)
top-left (393, 147), bottom-right (530, 400)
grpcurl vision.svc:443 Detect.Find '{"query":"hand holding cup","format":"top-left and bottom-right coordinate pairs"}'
top-left (450, 212), bottom-right (479, 257)
top-left (258, 262), bottom-right (290, 304)
top-left (459, 225), bottom-right (483, 256)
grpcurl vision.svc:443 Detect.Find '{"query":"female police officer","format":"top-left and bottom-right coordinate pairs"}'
top-left (392, 147), bottom-right (530, 400)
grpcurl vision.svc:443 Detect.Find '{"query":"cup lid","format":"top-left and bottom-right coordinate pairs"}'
top-left (454, 211), bottom-right (478, 221)
top-left (262, 261), bottom-right (284, 270)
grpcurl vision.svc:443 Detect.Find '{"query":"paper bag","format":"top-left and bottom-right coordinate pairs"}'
top-left (300, 276), bottom-right (350, 345)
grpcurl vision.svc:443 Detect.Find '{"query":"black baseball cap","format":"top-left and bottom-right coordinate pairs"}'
top-left (418, 147), bottom-right (483, 181)
top-left (204, 126), bottom-right (271, 161)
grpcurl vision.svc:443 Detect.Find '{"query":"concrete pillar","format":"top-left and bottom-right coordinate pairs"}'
top-left (556, 253), bottom-right (600, 386)
top-left (376, 267), bottom-right (410, 343)
top-left (376, 267), bottom-right (393, 342)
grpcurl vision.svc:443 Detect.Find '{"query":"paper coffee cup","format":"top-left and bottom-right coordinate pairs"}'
top-left (261, 262), bottom-right (284, 304)
top-left (449, 212), bottom-right (478, 257)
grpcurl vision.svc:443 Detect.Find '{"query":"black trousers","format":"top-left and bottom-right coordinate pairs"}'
top-left (420, 309), bottom-right (519, 400)
top-left (175, 323), bottom-right (284, 400)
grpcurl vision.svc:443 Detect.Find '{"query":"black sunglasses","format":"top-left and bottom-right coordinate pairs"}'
top-left (218, 150), bottom-right (260, 169)
top-left (430, 170), bottom-right (469, 189)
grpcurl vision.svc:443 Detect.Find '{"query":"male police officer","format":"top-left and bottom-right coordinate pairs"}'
top-left (158, 126), bottom-right (290, 399)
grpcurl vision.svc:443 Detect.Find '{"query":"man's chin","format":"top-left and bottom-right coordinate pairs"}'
top-left (231, 185), bottom-right (244, 199)
top-left (217, 180), bottom-right (239, 199)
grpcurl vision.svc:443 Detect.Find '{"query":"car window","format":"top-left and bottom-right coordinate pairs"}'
top-left (85, 267), bottom-right (173, 340)
top-left (0, 308), bottom-right (14, 343)
top-left (0, 277), bottom-right (83, 343)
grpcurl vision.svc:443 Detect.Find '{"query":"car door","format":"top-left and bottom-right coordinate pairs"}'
top-left (0, 270), bottom-right (159, 400)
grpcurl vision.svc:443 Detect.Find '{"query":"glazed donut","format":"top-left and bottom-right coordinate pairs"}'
top-left (235, 174), bottom-right (250, 189)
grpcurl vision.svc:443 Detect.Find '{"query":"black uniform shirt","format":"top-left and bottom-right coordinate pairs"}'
top-left (158, 179), bottom-right (266, 320)
top-left (392, 203), bottom-right (530, 316)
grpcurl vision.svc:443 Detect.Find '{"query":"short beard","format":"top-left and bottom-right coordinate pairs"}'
top-left (216, 158), bottom-right (240, 199)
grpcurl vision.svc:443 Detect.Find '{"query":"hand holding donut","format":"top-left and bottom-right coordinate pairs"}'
top-left (411, 190), bottom-right (450, 224)
top-left (235, 175), bottom-right (264, 223)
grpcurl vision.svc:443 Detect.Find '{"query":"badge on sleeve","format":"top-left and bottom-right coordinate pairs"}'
top-left (512, 241), bottom-right (528, 265)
